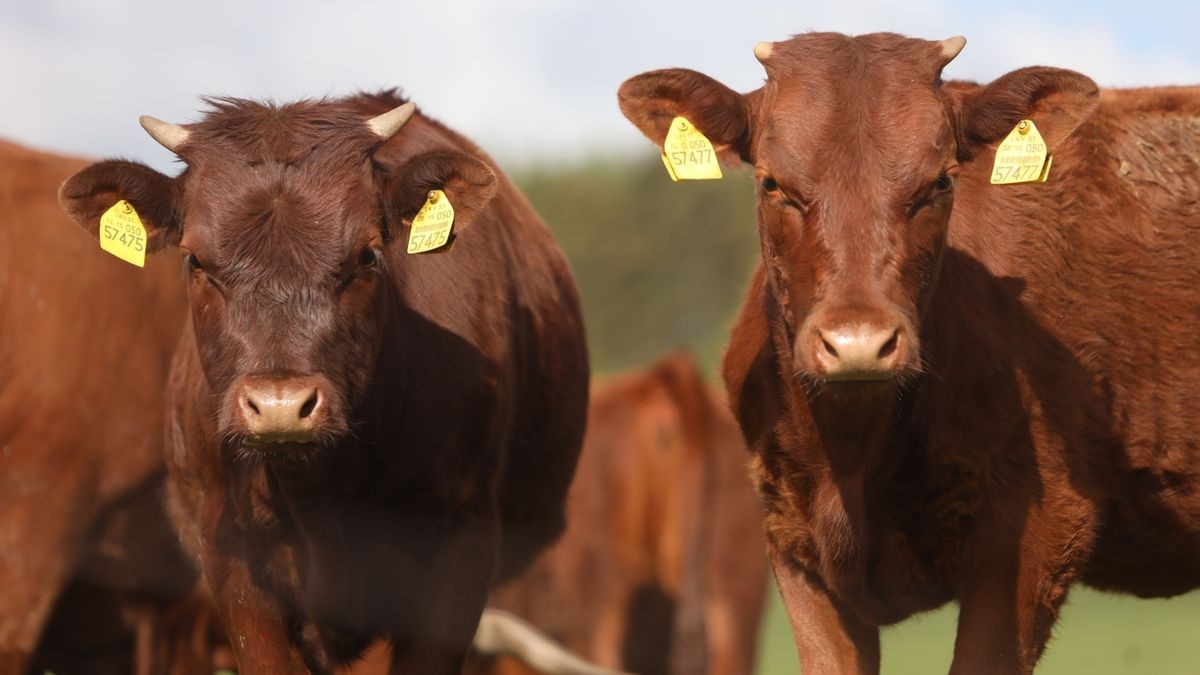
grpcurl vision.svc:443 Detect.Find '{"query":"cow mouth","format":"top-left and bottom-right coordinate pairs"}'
top-left (243, 431), bottom-right (317, 446)
top-left (228, 433), bottom-right (329, 465)
top-left (824, 369), bottom-right (896, 383)
top-left (793, 367), bottom-right (919, 400)
top-left (243, 438), bottom-right (318, 452)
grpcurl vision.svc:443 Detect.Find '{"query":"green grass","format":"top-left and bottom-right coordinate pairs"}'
top-left (754, 585), bottom-right (1200, 674)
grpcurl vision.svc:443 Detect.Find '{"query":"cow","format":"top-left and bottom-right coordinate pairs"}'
top-left (0, 138), bottom-right (195, 674)
top-left (618, 31), bottom-right (1200, 674)
top-left (480, 353), bottom-right (768, 675)
top-left (58, 90), bottom-right (590, 674)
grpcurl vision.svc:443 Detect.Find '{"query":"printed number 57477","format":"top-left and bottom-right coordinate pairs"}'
top-left (671, 150), bottom-right (713, 166)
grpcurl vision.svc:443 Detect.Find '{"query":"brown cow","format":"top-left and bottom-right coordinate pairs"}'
top-left (59, 90), bottom-right (590, 674)
top-left (122, 356), bottom-right (754, 675)
top-left (0, 139), bottom-right (192, 673)
top-left (619, 32), bottom-right (1200, 674)
top-left (482, 352), bottom-right (768, 675)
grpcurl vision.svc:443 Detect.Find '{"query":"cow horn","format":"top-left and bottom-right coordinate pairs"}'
top-left (139, 116), bottom-right (190, 153)
top-left (472, 609), bottom-right (630, 675)
top-left (754, 41), bottom-right (774, 64)
top-left (938, 35), bottom-right (967, 63)
top-left (366, 102), bottom-right (417, 141)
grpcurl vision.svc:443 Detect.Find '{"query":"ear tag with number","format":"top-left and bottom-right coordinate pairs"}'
top-left (99, 200), bottom-right (148, 267)
top-left (406, 189), bottom-right (455, 254)
top-left (661, 116), bottom-right (722, 182)
top-left (990, 119), bottom-right (1051, 185)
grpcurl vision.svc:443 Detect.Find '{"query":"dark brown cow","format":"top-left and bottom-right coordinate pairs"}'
top-left (0, 139), bottom-right (193, 673)
top-left (619, 32), bottom-right (1200, 674)
top-left (59, 90), bottom-right (589, 674)
top-left (481, 353), bottom-right (768, 675)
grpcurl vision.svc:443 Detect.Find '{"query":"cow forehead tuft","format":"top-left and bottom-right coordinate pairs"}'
top-left (186, 95), bottom-right (387, 167)
top-left (764, 31), bottom-right (945, 71)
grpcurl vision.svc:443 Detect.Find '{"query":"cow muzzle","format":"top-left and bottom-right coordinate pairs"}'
top-left (812, 324), bottom-right (903, 381)
top-left (795, 306), bottom-right (918, 382)
top-left (234, 375), bottom-right (329, 445)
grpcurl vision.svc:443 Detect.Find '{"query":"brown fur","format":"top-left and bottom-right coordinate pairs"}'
top-left (0, 139), bottom-right (197, 673)
top-left (619, 31), bottom-right (1200, 674)
top-left (480, 353), bottom-right (769, 675)
top-left (59, 91), bottom-right (590, 674)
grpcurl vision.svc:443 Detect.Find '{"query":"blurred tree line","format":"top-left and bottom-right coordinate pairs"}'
top-left (514, 157), bottom-right (759, 376)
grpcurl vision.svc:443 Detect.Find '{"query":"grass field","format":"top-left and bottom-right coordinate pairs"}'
top-left (753, 585), bottom-right (1200, 674)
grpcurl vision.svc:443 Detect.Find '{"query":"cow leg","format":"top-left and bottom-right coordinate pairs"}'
top-left (199, 553), bottom-right (310, 675)
top-left (772, 554), bottom-right (879, 675)
top-left (587, 586), bottom-right (631, 669)
top-left (950, 504), bottom-right (1095, 675)
top-left (387, 522), bottom-right (497, 675)
top-left (0, 469), bottom-right (91, 675)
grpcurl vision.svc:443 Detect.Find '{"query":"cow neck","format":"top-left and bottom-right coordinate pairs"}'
top-left (787, 353), bottom-right (926, 582)
top-left (805, 387), bottom-right (908, 475)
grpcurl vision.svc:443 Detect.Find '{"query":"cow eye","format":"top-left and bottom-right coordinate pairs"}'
top-left (908, 172), bottom-right (957, 218)
top-left (934, 172), bottom-right (954, 192)
top-left (760, 175), bottom-right (810, 214)
top-left (358, 247), bottom-right (381, 269)
top-left (184, 252), bottom-right (203, 272)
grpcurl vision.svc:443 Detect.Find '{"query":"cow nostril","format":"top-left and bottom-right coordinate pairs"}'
top-left (878, 331), bottom-right (899, 359)
top-left (821, 337), bottom-right (839, 358)
top-left (245, 398), bottom-right (260, 416)
top-left (298, 390), bottom-right (319, 420)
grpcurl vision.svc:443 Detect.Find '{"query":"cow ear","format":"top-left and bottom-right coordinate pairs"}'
top-left (618, 68), bottom-right (755, 164)
top-left (59, 160), bottom-right (181, 252)
top-left (957, 66), bottom-right (1099, 154)
top-left (381, 151), bottom-right (498, 234)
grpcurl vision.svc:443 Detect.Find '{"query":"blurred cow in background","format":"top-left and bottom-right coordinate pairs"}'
top-left (0, 139), bottom-right (195, 674)
top-left (476, 353), bottom-right (769, 675)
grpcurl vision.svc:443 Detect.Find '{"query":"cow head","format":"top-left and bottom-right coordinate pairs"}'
top-left (620, 32), bottom-right (1098, 387)
top-left (60, 95), bottom-right (498, 459)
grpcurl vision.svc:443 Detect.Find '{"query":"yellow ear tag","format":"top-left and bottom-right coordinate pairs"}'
top-left (661, 116), bottom-right (722, 181)
top-left (406, 189), bottom-right (455, 254)
top-left (99, 200), bottom-right (147, 267)
top-left (990, 119), bottom-right (1051, 185)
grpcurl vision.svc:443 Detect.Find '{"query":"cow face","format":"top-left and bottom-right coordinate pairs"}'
top-left (620, 32), bottom-right (1098, 386)
top-left (60, 97), bottom-right (497, 458)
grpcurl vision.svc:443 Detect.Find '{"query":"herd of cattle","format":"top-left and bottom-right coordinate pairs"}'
top-left (1, 30), bottom-right (1199, 675)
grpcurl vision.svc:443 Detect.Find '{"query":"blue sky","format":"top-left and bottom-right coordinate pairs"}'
top-left (2, 1), bottom-right (1196, 172)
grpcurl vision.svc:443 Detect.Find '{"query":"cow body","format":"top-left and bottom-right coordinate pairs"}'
top-left (483, 353), bottom-right (768, 675)
top-left (0, 139), bottom-right (191, 673)
top-left (620, 32), bottom-right (1200, 674)
top-left (60, 93), bottom-right (589, 674)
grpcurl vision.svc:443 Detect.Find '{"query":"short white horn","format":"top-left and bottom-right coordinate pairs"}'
top-left (473, 609), bottom-right (630, 675)
top-left (939, 35), bottom-right (967, 63)
top-left (366, 102), bottom-right (417, 141)
top-left (754, 41), bottom-right (774, 63)
top-left (139, 115), bottom-right (190, 153)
